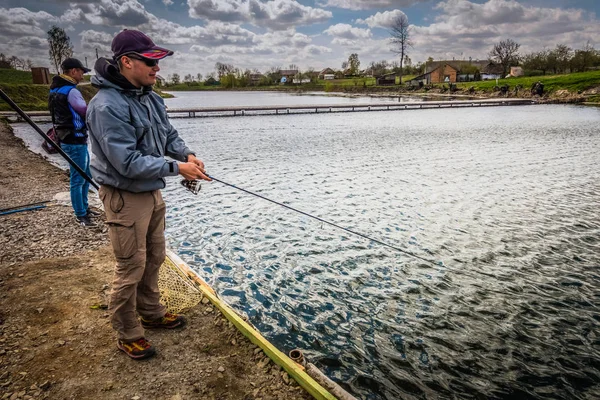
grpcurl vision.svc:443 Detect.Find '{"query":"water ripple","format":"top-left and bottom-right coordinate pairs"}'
top-left (164, 102), bottom-right (600, 400)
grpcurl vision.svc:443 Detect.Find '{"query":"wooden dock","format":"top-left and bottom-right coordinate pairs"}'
top-left (0, 98), bottom-right (536, 122)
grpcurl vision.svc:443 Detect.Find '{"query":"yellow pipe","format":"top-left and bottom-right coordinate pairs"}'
top-left (166, 250), bottom-right (337, 400)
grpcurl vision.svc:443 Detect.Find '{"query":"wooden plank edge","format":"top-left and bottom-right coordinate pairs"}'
top-left (165, 249), bottom-right (337, 400)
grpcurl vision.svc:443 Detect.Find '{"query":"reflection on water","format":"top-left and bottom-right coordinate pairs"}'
top-left (163, 99), bottom-right (600, 400)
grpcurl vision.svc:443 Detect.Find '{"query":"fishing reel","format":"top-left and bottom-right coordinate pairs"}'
top-left (181, 179), bottom-right (202, 195)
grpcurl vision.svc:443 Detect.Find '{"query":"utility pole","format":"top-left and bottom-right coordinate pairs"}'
top-left (95, 48), bottom-right (99, 60)
top-left (85, 57), bottom-right (88, 68)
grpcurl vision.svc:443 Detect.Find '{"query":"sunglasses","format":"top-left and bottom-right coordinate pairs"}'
top-left (123, 53), bottom-right (159, 67)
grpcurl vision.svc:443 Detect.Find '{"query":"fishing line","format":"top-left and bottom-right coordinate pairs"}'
top-left (184, 176), bottom-right (439, 266)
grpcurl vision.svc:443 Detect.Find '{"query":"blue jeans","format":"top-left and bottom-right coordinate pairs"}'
top-left (61, 143), bottom-right (91, 217)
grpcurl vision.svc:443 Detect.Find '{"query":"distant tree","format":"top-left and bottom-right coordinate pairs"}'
top-left (549, 44), bottom-right (572, 74)
top-left (389, 13), bottom-right (413, 84)
top-left (8, 56), bottom-right (19, 69)
top-left (196, 72), bottom-right (203, 82)
top-left (288, 64), bottom-right (298, 71)
top-left (215, 62), bottom-right (235, 80)
top-left (184, 73), bottom-right (193, 85)
top-left (489, 39), bottom-right (520, 77)
top-left (522, 49), bottom-right (546, 75)
top-left (306, 67), bottom-right (316, 83)
top-left (47, 25), bottom-right (73, 74)
top-left (570, 42), bottom-right (598, 72)
top-left (171, 73), bottom-right (181, 85)
top-left (348, 53), bottom-right (360, 76)
top-left (221, 73), bottom-right (236, 88)
top-left (26, 59), bottom-right (33, 71)
top-left (265, 66), bottom-right (281, 83)
top-left (370, 60), bottom-right (389, 77)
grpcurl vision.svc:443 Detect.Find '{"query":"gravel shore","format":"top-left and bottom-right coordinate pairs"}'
top-left (0, 119), bottom-right (312, 400)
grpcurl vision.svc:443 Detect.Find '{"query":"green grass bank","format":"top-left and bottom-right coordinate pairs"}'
top-left (457, 70), bottom-right (600, 94)
top-left (0, 69), bottom-right (172, 111)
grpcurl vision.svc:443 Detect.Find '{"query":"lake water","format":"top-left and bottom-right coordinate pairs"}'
top-left (13, 91), bottom-right (600, 399)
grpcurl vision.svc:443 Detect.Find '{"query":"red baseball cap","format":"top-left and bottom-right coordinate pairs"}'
top-left (111, 29), bottom-right (173, 60)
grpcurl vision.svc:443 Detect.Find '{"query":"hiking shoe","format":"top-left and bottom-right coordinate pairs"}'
top-left (86, 208), bottom-right (102, 218)
top-left (117, 338), bottom-right (156, 360)
top-left (76, 215), bottom-right (97, 227)
top-left (141, 313), bottom-right (187, 330)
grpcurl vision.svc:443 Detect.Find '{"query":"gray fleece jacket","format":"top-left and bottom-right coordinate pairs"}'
top-left (87, 59), bottom-right (194, 193)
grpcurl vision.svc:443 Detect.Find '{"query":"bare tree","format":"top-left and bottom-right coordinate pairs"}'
top-left (489, 39), bottom-right (520, 77)
top-left (389, 14), bottom-right (413, 84)
top-left (47, 25), bottom-right (73, 74)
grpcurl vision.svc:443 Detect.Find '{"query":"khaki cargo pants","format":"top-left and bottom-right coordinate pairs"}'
top-left (99, 186), bottom-right (167, 342)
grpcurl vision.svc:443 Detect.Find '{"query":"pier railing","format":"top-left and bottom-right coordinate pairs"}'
top-left (0, 98), bottom-right (536, 123)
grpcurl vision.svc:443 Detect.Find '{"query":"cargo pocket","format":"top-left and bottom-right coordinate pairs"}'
top-left (149, 203), bottom-right (166, 244)
top-left (106, 219), bottom-right (137, 259)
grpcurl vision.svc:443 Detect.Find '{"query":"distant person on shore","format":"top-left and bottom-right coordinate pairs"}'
top-left (48, 57), bottom-right (99, 227)
top-left (86, 29), bottom-right (211, 360)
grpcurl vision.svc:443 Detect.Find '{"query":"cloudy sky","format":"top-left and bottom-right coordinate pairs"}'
top-left (1, 0), bottom-right (599, 77)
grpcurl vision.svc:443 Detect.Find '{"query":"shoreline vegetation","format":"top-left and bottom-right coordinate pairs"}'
top-left (1, 68), bottom-right (599, 112)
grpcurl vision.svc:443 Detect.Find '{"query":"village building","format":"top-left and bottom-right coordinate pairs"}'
top-left (278, 69), bottom-right (298, 84)
top-left (510, 66), bottom-right (524, 77)
top-left (155, 74), bottom-right (166, 87)
top-left (408, 60), bottom-right (504, 85)
top-left (376, 73), bottom-right (398, 85)
top-left (318, 68), bottom-right (335, 80)
top-left (410, 63), bottom-right (458, 85)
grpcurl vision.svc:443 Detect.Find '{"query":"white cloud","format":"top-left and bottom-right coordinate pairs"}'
top-left (0, 7), bottom-right (57, 38)
top-left (407, 0), bottom-right (600, 62)
top-left (163, 0), bottom-right (174, 5)
top-left (318, 0), bottom-right (425, 11)
top-left (188, 0), bottom-right (332, 30)
top-left (324, 23), bottom-right (371, 40)
top-left (79, 30), bottom-right (114, 53)
top-left (356, 10), bottom-right (408, 29)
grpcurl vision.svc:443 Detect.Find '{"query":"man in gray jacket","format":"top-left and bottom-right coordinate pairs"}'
top-left (87, 29), bottom-right (210, 360)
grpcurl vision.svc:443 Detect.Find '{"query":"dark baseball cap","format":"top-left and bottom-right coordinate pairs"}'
top-left (61, 58), bottom-right (91, 73)
top-left (111, 29), bottom-right (174, 60)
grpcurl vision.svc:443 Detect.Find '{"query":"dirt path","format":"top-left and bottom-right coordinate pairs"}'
top-left (0, 120), bottom-right (311, 400)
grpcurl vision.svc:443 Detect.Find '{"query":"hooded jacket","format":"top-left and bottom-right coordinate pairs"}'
top-left (49, 75), bottom-right (88, 144)
top-left (87, 58), bottom-right (194, 193)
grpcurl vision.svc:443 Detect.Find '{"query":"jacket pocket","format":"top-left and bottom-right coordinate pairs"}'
top-left (106, 219), bottom-right (137, 259)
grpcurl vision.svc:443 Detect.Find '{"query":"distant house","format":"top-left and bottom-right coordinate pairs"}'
top-left (376, 74), bottom-right (397, 85)
top-left (510, 66), bottom-right (524, 77)
top-left (323, 74), bottom-right (335, 80)
top-left (480, 62), bottom-right (503, 80)
top-left (155, 74), bottom-right (166, 87)
top-left (204, 77), bottom-right (220, 86)
top-left (278, 69), bottom-right (298, 84)
top-left (411, 64), bottom-right (458, 85)
top-left (318, 68), bottom-right (335, 79)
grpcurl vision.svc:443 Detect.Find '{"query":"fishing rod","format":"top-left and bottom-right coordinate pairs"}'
top-left (182, 176), bottom-right (439, 266)
top-left (0, 88), bottom-right (99, 190)
top-left (1, 89), bottom-right (436, 264)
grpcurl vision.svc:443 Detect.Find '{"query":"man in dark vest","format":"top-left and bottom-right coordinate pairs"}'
top-left (49, 57), bottom-right (98, 227)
